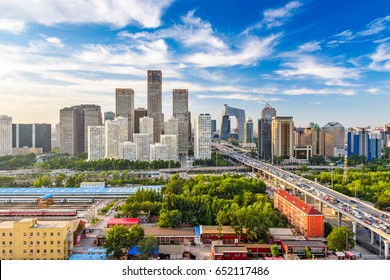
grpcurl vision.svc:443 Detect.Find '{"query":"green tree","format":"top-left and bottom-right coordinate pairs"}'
top-left (270, 245), bottom-right (279, 258)
top-left (327, 226), bottom-right (355, 251)
top-left (324, 222), bottom-right (333, 238)
top-left (169, 210), bottom-right (182, 228)
top-left (305, 246), bottom-right (312, 259)
top-left (33, 175), bottom-right (52, 187)
top-left (103, 225), bottom-right (131, 259)
top-left (129, 224), bottom-right (145, 245)
top-left (137, 235), bottom-right (158, 259)
top-left (54, 173), bottom-right (66, 187)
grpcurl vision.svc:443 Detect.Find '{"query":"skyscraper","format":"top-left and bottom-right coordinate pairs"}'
top-left (258, 104), bottom-right (276, 160)
top-left (133, 133), bottom-right (150, 161)
top-left (321, 122), bottom-right (345, 157)
top-left (134, 108), bottom-right (147, 134)
top-left (147, 70), bottom-right (162, 143)
top-left (211, 120), bottom-right (217, 134)
top-left (220, 104), bottom-right (245, 141)
top-left (271, 116), bottom-right (294, 161)
top-left (164, 117), bottom-right (179, 137)
top-left (150, 143), bottom-right (169, 161)
top-left (81, 104), bottom-right (102, 153)
top-left (0, 115), bottom-right (12, 156)
top-left (60, 106), bottom-right (84, 155)
top-left (105, 117), bottom-right (128, 159)
top-left (12, 123), bottom-right (52, 153)
top-left (119, 142), bottom-right (137, 161)
top-left (161, 135), bottom-right (178, 161)
top-left (116, 88), bottom-right (134, 141)
top-left (139, 116), bottom-right (154, 144)
top-left (194, 114), bottom-right (211, 159)
top-left (173, 89), bottom-right (189, 155)
top-left (88, 126), bottom-right (105, 161)
top-left (244, 117), bottom-right (253, 144)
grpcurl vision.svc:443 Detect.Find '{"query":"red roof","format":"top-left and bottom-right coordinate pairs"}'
top-left (275, 190), bottom-right (322, 215)
top-left (107, 218), bottom-right (140, 226)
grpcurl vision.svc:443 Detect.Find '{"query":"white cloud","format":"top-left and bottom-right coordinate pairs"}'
top-left (0, 19), bottom-right (25, 34)
top-left (282, 88), bottom-right (356, 96)
top-left (359, 15), bottom-right (390, 37)
top-left (367, 88), bottom-right (379, 94)
top-left (184, 34), bottom-right (280, 67)
top-left (297, 41), bottom-right (321, 52)
top-left (263, 1), bottom-right (302, 28)
top-left (369, 43), bottom-right (390, 71)
top-left (46, 37), bottom-right (64, 47)
top-left (0, 0), bottom-right (173, 29)
top-left (196, 93), bottom-right (280, 102)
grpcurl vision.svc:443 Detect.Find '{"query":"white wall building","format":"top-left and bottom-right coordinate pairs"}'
top-left (133, 133), bottom-right (150, 161)
top-left (105, 117), bottom-right (128, 159)
top-left (150, 143), bottom-right (169, 161)
top-left (0, 115), bottom-right (12, 156)
top-left (88, 126), bottom-right (105, 161)
top-left (119, 141), bottom-right (137, 161)
top-left (140, 116), bottom-right (154, 144)
top-left (194, 114), bottom-right (211, 159)
top-left (164, 117), bottom-right (179, 137)
top-left (161, 135), bottom-right (178, 161)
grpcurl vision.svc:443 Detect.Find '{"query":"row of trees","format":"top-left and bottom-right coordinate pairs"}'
top-left (192, 152), bottom-right (233, 167)
top-left (0, 153), bottom-right (37, 170)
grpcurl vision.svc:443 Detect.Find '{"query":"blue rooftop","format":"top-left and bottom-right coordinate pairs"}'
top-left (194, 226), bottom-right (201, 237)
top-left (128, 246), bottom-right (158, 256)
top-left (41, 194), bottom-right (54, 200)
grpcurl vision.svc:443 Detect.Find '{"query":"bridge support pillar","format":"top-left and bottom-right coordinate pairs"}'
top-left (292, 187), bottom-right (296, 196)
top-left (384, 240), bottom-right (390, 260)
top-left (337, 212), bottom-right (342, 227)
top-left (370, 231), bottom-right (375, 245)
top-left (319, 201), bottom-right (323, 213)
top-left (352, 222), bottom-right (357, 241)
top-left (304, 193), bottom-right (308, 203)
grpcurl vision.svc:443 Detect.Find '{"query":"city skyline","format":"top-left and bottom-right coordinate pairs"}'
top-left (0, 0), bottom-right (389, 128)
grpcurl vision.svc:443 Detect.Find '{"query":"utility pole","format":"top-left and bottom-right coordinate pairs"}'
top-left (343, 143), bottom-right (348, 184)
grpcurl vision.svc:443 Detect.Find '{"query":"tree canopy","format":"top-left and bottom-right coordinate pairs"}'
top-left (327, 226), bottom-right (355, 252)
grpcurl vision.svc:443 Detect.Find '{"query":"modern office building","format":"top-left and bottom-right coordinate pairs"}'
top-left (12, 123), bottom-right (51, 153)
top-left (0, 218), bottom-right (74, 260)
top-left (134, 108), bottom-right (147, 134)
top-left (104, 111), bottom-right (115, 122)
top-left (147, 70), bottom-right (162, 143)
top-left (244, 117), bottom-right (253, 144)
top-left (161, 135), bottom-right (178, 161)
top-left (116, 88), bottom-right (134, 142)
top-left (150, 143), bottom-right (169, 161)
top-left (271, 116), bottom-right (294, 161)
top-left (118, 142), bottom-right (137, 161)
top-left (274, 190), bottom-right (324, 237)
top-left (139, 116), bottom-right (154, 145)
top-left (82, 104), bottom-right (102, 153)
top-left (321, 122), bottom-right (345, 158)
top-left (133, 133), bottom-right (150, 161)
top-left (105, 117), bottom-right (128, 159)
top-left (211, 120), bottom-right (217, 134)
top-left (164, 117), bottom-right (179, 137)
top-left (87, 126), bottom-right (105, 161)
top-left (258, 104), bottom-right (276, 160)
top-left (0, 115), bottom-right (12, 156)
top-left (220, 104), bottom-right (246, 142)
top-left (173, 89), bottom-right (189, 155)
top-left (348, 127), bottom-right (381, 161)
top-left (194, 114), bottom-right (211, 159)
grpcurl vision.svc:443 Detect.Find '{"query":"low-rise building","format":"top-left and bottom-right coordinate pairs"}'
top-left (212, 245), bottom-right (248, 260)
top-left (143, 227), bottom-right (196, 245)
top-left (200, 225), bottom-right (246, 244)
top-left (280, 240), bottom-right (328, 258)
top-left (106, 218), bottom-right (139, 228)
top-left (80, 182), bottom-right (106, 188)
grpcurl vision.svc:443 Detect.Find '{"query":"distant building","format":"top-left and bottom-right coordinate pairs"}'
top-left (274, 190), bottom-right (324, 237)
top-left (347, 127), bottom-right (381, 161)
top-left (258, 104), bottom-right (276, 160)
top-left (213, 245), bottom-right (248, 260)
top-left (13, 147), bottom-right (43, 155)
top-left (140, 116), bottom-right (154, 145)
top-left (244, 117), bottom-right (253, 144)
top-left (116, 88), bottom-right (134, 141)
top-left (105, 117), bottom-right (128, 159)
top-left (80, 182), bottom-right (105, 188)
top-left (164, 116), bottom-right (179, 137)
top-left (12, 123), bottom-right (51, 153)
top-left (194, 114), bottom-right (211, 159)
top-left (87, 126), bottom-right (105, 161)
top-left (161, 135), bottom-right (178, 161)
top-left (147, 70), bottom-right (162, 143)
top-left (119, 141), bottom-right (137, 161)
top-left (0, 115), bottom-right (12, 156)
top-left (321, 122), bottom-right (345, 158)
top-left (220, 104), bottom-right (246, 142)
top-left (150, 143), bottom-right (169, 161)
top-left (133, 133), bottom-right (150, 161)
top-left (82, 104), bottom-right (102, 152)
top-left (271, 116), bottom-right (294, 161)
top-left (134, 108), bottom-right (147, 134)
top-left (173, 89), bottom-right (189, 155)
top-left (211, 119), bottom-right (217, 133)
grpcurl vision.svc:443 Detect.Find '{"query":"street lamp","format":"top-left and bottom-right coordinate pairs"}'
top-left (330, 162), bottom-right (335, 190)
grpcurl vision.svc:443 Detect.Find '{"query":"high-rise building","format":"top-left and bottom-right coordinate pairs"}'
top-left (147, 70), bottom-right (162, 143)
top-left (150, 143), bottom-right (169, 161)
top-left (119, 142), bottom-right (137, 161)
top-left (244, 117), bottom-right (253, 144)
top-left (161, 135), bottom-right (178, 161)
top-left (105, 117), bottom-right (128, 159)
top-left (139, 116), bottom-right (154, 144)
top-left (347, 127), bottom-right (380, 161)
top-left (0, 115), bottom-right (12, 156)
top-left (87, 126), bottom-right (105, 161)
top-left (211, 120), bottom-right (217, 134)
top-left (134, 108), bottom-right (147, 134)
top-left (116, 88), bottom-right (134, 142)
top-left (51, 123), bottom-right (60, 149)
top-left (295, 123), bottom-right (321, 157)
top-left (12, 124), bottom-right (51, 153)
top-left (173, 89), bottom-right (189, 155)
top-left (104, 111), bottom-right (115, 122)
top-left (82, 105), bottom-right (102, 152)
top-left (164, 117), bottom-right (179, 137)
top-left (220, 104), bottom-right (246, 141)
top-left (194, 114), bottom-right (211, 159)
top-left (321, 122), bottom-right (345, 158)
top-left (0, 218), bottom-right (73, 260)
top-left (133, 133), bottom-right (150, 161)
top-left (271, 116), bottom-right (294, 161)
top-left (258, 104), bottom-right (276, 160)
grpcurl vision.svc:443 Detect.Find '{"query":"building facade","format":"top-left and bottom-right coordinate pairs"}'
top-left (258, 104), bottom-right (276, 160)
top-left (220, 104), bottom-right (246, 142)
top-left (12, 123), bottom-right (51, 153)
top-left (87, 126), bottom-right (105, 161)
top-left (0, 115), bottom-right (12, 156)
top-left (81, 104), bottom-right (102, 153)
top-left (119, 142), bottom-right (137, 161)
top-left (194, 114), bottom-right (211, 159)
top-left (115, 88), bottom-right (134, 142)
top-left (274, 190), bottom-right (324, 237)
top-left (150, 143), bottom-right (169, 161)
top-left (0, 218), bottom-right (73, 260)
top-left (161, 135), bottom-right (178, 161)
top-left (271, 116), bottom-right (294, 161)
top-left (147, 70), bottom-right (162, 143)
top-left (139, 116), bottom-right (154, 145)
top-left (173, 89), bottom-right (189, 155)
top-left (244, 117), bottom-right (253, 144)
top-left (133, 133), bottom-right (150, 161)
top-left (105, 117), bottom-right (128, 159)
top-left (134, 108), bottom-right (147, 134)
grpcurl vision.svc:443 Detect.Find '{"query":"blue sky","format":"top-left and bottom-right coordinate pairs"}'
top-left (0, 0), bottom-right (389, 130)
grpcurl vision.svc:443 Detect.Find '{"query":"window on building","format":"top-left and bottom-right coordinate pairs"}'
top-left (43, 241), bottom-right (47, 245)
top-left (37, 232), bottom-right (40, 237)
top-left (2, 233), bottom-right (5, 237)
top-left (30, 241), bottom-right (33, 246)
top-left (8, 250), bottom-right (12, 254)
top-left (57, 241), bottom-right (61, 246)
top-left (23, 232), bottom-right (26, 236)
top-left (30, 232), bottom-right (33, 237)
top-left (8, 241), bottom-right (12, 246)
top-left (50, 232), bottom-right (53, 236)
top-left (30, 249), bottom-right (33, 254)
top-left (50, 241), bottom-right (53, 245)
top-left (57, 232), bottom-right (61, 237)
top-left (43, 232), bottom-right (47, 237)
top-left (57, 249), bottom-right (61, 254)
top-left (235, 253), bottom-right (240, 257)
top-left (9, 233), bottom-right (12, 237)
top-left (2, 250), bottom-right (5, 254)
top-left (23, 241), bottom-right (27, 245)
top-left (37, 249), bottom-right (40, 254)
top-left (43, 249), bottom-right (47, 254)
top-left (36, 241), bottom-right (40, 245)
top-left (50, 249), bottom-right (53, 253)
top-left (2, 241), bottom-right (5, 246)
top-left (23, 250), bottom-right (26, 254)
